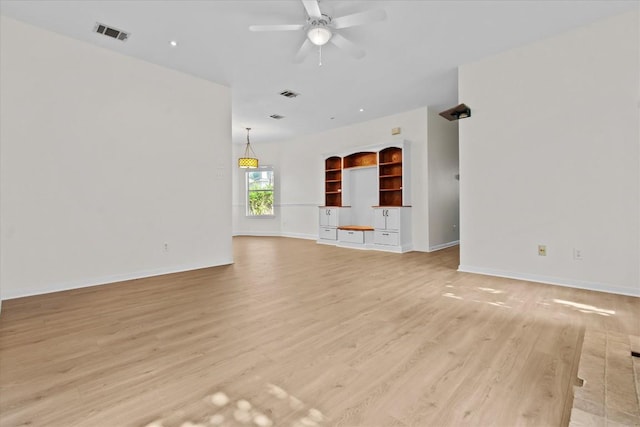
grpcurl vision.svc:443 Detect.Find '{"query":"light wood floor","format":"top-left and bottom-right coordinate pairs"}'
top-left (1, 237), bottom-right (638, 427)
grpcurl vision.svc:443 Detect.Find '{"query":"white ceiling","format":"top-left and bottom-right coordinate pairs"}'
top-left (1, 0), bottom-right (637, 144)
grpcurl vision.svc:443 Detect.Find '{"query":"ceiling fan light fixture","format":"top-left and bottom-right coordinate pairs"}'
top-left (307, 25), bottom-right (332, 46)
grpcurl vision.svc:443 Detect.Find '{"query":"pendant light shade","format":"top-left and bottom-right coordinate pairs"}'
top-left (238, 127), bottom-right (259, 168)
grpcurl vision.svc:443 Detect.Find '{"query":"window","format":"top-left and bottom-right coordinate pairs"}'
top-left (246, 168), bottom-right (274, 217)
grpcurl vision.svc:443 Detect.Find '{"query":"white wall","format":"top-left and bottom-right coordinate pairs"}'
top-left (233, 107), bottom-right (433, 250)
top-left (427, 108), bottom-right (460, 250)
top-left (458, 10), bottom-right (640, 296)
top-left (0, 17), bottom-right (233, 300)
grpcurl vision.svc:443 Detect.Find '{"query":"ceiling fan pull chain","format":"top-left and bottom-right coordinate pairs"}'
top-left (319, 45), bottom-right (323, 67)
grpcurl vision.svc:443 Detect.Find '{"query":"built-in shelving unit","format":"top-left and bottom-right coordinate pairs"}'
top-left (319, 141), bottom-right (411, 252)
top-left (325, 156), bottom-right (342, 207)
top-left (378, 147), bottom-right (403, 206)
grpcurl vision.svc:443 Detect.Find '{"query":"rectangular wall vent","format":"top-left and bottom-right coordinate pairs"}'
top-left (279, 90), bottom-right (299, 98)
top-left (270, 114), bottom-right (285, 120)
top-left (94, 22), bottom-right (129, 41)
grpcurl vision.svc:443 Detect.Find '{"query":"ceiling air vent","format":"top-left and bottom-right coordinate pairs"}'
top-left (94, 22), bottom-right (129, 41)
top-left (270, 114), bottom-right (285, 120)
top-left (279, 90), bottom-right (299, 98)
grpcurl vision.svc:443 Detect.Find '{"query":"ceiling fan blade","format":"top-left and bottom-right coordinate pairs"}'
top-left (329, 33), bottom-right (365, 59)
top-left (293, 38), bottom-right (314, 63)
top-left (332, 9), bottom-right (387, 29)
top-left (249, 24), bottom-right (305, 32)
top-left (301, 0), bottom-right (322, 19)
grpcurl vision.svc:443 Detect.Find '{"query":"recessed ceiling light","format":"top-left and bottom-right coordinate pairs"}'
top-left (170, 40), bottom-right (178, 47)
top-left (359, 108), bottom-right (364, 112)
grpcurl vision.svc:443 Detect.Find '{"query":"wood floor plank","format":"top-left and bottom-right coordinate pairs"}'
top-left (1, 236), bottom-right (638, 427)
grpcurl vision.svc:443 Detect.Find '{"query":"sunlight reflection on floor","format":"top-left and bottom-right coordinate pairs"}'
top-left (442, 285), bottom-right (512, 309)
top-left (553, 299), bottom-right (615, 316)
top-left (144, 382), bottom-right (327, 427)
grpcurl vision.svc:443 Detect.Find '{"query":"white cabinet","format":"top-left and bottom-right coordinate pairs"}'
top-left (373, 230), bottom-right (399, 246)
top-left (318, 207), bottom-right (350, 244)
top-left (319, 208), bottom-right (338, 227)
top-left (373, 208), bottom-right (400, 231)
top-left (319, 227), bottom-right (337, 240)
top-left (338, 229), bottom-right (365, 244)
top-left (372, 207), bottom-right (411, 252)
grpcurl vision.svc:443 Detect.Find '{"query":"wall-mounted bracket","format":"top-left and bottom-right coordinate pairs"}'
top-left (439, 103), bottom-right (471, 121)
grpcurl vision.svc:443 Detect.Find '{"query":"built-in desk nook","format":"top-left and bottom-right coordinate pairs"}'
top-left (318, 141), bottom-right (412, 253)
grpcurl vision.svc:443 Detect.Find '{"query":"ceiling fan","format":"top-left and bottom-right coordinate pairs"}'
top-left (249, 0), bottom-right (387, 65)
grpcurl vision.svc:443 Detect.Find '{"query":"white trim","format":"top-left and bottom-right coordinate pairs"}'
top-left (233, 231), bottom-right (319, 241)
top-left (457, 265), bottom-right (640, 297)
top-left (317, 241), bottom-right (337, 246)
top-left (337, 242), bottom-right (375, 250)
top-left (232, 203), bottom-right (317, 208)
top-left (233, 231), bottom-right (316, 240)
top-left (429, 240), bottom-right (460, 252)
top-left (233, 231), bottom-right (281, 237)
top-left (370, 243), bottom-right (413, 253)
top-left (281, 232), bottom-right (317, 240)
top-left (3, 260), bottom-right (233, 300)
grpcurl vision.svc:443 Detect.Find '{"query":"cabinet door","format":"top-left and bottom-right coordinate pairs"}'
top-left (325, 208), bottom-right (338, 227)
top-left (373, 209), bottom-right (387, 230)
top-left (385, 208), bottom-right (400, 231)
top-left (319, 209), bottom-right (329, 226)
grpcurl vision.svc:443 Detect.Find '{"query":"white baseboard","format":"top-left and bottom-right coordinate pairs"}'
top-left (429, 240), bottom-right (460, 252)
top-left (370, 244), bottom-right (413, 253)
top-left (233, 231), bottom-right (282, 237)
top-left (317, 239), bottom-right (338, 246)
top-left (3, 259), bottom-right (233, 300)
top-left (233, 231), bottom-right (316, 240)
top-left (281, 232), bottom-right (317, 240)
top-left (457, 265), bottom-right (640, 297)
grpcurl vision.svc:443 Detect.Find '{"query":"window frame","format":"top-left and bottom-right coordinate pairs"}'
top-left (245, 166), bottom-right (275, 218)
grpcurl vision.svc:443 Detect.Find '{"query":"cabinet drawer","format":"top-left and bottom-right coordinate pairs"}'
top-left (338, 229), bottom-right (364, 244)
top-left (374, 231), bottom-right (399, 246)
top-left (319, 227), bottom-right (337, 240)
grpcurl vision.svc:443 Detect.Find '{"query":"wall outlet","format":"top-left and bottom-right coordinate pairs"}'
top-left (573, 248), bottom-right (583, 260)
top-left (391, 127), bottom-right (401, 135)
top-left (164, 242), bottom-right (169, 252)
top-left (538, 245), bottom-right (547, 256)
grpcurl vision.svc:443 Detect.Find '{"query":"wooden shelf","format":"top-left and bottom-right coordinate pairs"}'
top-left (344, 152), bottom-right (377, 169)
top-left (325, 156), bottom-right (342, 207)
top-left (378, 147), bottom-right (403, 207)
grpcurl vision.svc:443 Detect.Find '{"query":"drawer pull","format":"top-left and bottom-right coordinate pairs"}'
top-left (383, 233), bottom-right (389, 236)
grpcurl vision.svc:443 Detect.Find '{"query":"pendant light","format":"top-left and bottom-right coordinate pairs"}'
top-left (238, 127), bottom-right (259, 168)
